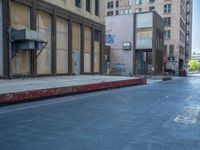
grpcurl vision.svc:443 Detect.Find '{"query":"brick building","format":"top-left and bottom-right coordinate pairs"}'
top-left (0, 0), bottom-right (105, 79)
top-left (106, 12), bottom-right (164, 76)
top-left (106, 0), bottom-right (193, 75)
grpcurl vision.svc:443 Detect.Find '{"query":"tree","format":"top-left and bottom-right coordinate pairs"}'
top-left (188, 60), bottom-right (200, 71)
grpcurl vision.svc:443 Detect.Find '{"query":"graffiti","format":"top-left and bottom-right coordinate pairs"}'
top-left (106, 34), bottom-right (115, 44)
top-left (112, 64), bottom-right (126, 72)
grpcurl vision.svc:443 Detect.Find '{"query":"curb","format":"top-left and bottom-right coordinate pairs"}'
top-left (0, 78), bottom-right (145, 104)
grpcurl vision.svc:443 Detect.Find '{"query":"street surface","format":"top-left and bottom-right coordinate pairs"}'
top-left (0, 77), bottom-right (200, 150)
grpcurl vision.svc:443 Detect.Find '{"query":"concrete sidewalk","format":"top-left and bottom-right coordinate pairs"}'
top-left (0, 75), bottom-right (145, 104)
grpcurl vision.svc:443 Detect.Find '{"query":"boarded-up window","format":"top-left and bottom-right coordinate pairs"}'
top-left (94, 31), bottom-right (100, 73)
top-left (72, 22), bottom-right (81, 52)
top-left (84, 27), bottom-right (91, 73)
top-left (11, 2), bottom-right (31, 75)
top-left (0, 0), bottom-right (3, 76)
top-left (56, 17), bottom-right (68, 74)
top-left (72, 22), bottom-right (81, 75)
top-left (37, 11), bottom-right (51, 74)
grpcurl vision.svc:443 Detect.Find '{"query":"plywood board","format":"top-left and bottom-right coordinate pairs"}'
top-left (84, 27), bottom-right (91, 72)
top-left (84, 27), bottom-right (91, 53)
top-left (56, 17), bottom-right (68, 74)
top-left (94, 41), bottom-right (100, 73)
top-left (11, 2), bottom-right (31, 75)
top-left (37, 11), bottom-right (52, 74)
top-left (94, 54), bottom-right (100, 73)
top-left (94, 41), bottom-right (100, 54)
top-left (72, 22), bottom-right (81, 52)
top-left (84, 53), bottom-right (91, 73)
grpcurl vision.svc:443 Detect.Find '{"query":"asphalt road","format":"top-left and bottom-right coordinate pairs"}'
top-left (0, 77), bottom-right (200, 150)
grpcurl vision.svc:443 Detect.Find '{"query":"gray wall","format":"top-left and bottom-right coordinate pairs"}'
top-left (136, 13), bottom-right (153, 28)
top-left (0, 0), bottom-right (3, 76)
top-left (105, 14), bottom-right (134, 76)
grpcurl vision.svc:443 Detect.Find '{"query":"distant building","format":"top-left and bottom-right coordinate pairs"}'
top-left (192, 52), bottom-right (200, 62)
top-left (0, 0), bottom-right (105, 79)
top-left (105, 0), bottom-right (193, 75)
top-left (106, 12), bottom-right (164, 76)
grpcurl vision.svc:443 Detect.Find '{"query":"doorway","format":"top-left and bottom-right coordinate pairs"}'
top-left (136, 51), bottom-right (152, 75)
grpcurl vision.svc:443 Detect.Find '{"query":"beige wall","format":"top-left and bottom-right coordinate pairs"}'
top-left (45, 0), bottom-right (105, 25)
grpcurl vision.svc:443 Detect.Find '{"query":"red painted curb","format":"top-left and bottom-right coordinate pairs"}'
top-left (0, 78), bottom-right (145, 104)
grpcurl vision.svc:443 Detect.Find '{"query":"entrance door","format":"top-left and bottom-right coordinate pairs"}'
top-left (72, 51), bottom-right (80, 75)
top-left (136, 51), bottom-right (147, 75)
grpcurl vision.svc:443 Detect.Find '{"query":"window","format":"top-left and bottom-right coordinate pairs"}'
top-left (149, 0), bottom-right (155, 3)
top-left (149, 6), bottom-right (155, 12)
top-left (86, 0), bottom-right (90, 12)
top-left (107, 1), bottom-right (114, 9)
top-left (107, 11), bottom-right (113, 16)
top-left (120, 10), bottom-right (124, 15)
top-left (164, 45), bottom-right (167, 55)
top-left (116, 1), bottom-right (119, 8)
top-left (179, 45), bottom-right (184, 55)
top-left (135, 8), bottom-right (142, 13)
top-left (180, 31), bottom-right (185, 43)
top-left (125, 9), bottom-right (129, 14)
top-left (136, 29), bottom-right (152, 40)
top-left (164, 17), bottom-right (171, 26)
top-left (128, 9), bottom-right (132, 14)
top-left (128, 0), bottom-right (132, 5)
top-left (169, 45), bottom-right (174, 56)
top-left (164, 30), bottom-right (171, 39)
top-left (116, 10), bottom-right (119, 15)
top-left (164, 4), bottom-right (171, 13)
top-left (95, 0), bottom-right (99, 16)
top-left (135, 0), bottom-right (142, 5)
top-left (75, 0), bottom-right (81, 8)
top-left (180, 18), bottom-right (185, 31)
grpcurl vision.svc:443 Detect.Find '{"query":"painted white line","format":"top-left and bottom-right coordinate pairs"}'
top-left (174, 105), bottom-right (200, 124)
top-left (186, 95), bottom-right (193, 101)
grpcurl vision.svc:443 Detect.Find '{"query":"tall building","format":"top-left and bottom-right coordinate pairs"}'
top-left (106, 0), bottom-right (193, 75)
top-left (0, 0), bottom-right (105, 79)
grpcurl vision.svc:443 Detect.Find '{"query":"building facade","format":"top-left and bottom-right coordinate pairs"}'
top-left (0, 0), bottom-right (105, 79)
top-left (106, 12), bottom-right (164, 76)
top-left (106, 0), bottom-right (193, 75)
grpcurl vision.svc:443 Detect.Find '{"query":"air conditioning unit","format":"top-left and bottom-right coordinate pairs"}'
top-left (12, 29), bottom-right (45, 42)
top-left (12, 29), bottom-right (47, 51)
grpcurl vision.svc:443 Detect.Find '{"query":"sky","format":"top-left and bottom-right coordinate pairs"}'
top-left (192, 0), bottom-right (200, 52)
